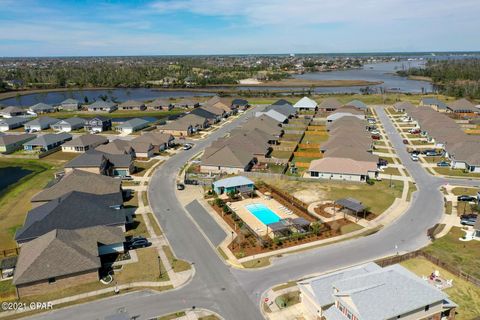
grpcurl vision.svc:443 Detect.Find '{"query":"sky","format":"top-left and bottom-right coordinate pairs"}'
top-left (0, 0), bottom-right (479, 57)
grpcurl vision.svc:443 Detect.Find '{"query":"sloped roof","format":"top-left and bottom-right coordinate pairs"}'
top-left (0, 116), bottom-right (28, 126)
top-left (13, 225), bottom-right (124, 285)
top-left (421, 98), bottom-right (447, 109)
top-left (24, 133), bottom-right (72, 147)
top-left (257, 109), bottom-right (288, 123)
top-left (213, 176), bottom-right (254, 189)
top-left (96, 139), bottom-right (133, 155)
top-left (31, 169), bottom-right (122, 203)
top-left (448, 98), bottom-right (476, 112)
top-left (60, 98), bottom-right (80, 105)
top-left (345, 99), bottom-right (367, 110)
top-left (30, 103), bottom-right (54, 111)
top-left (132, 132), bottom-right (173, 146)
top-left (308, 157), bottom-right (377, 175)
top-left (272, 99), bottom-right (293, 107)
top-left (24, 116), bottom-right (58, 127)
top-left (0, 133), bottom-right (35, 146)
top-left (88, 101), bottom-right (117, 108)
top-left (0, 106), bottom-right (24, 114)
top-left (318, 98), bottom-right (342, 109)
top-left (54, 117), bottom-right (85, 127)
top-left (146, 98), bottom-right (171, 108)
top-left (118, 100), bottom-right (145, 108)
top-left (15, 191), bottom-right (126, 243)
top-left (62, 134), bottom-right (108, 148)
top-left (294, 96), bottom-right (318, 109)
top-left (115, 118), bottom-right (149, 129)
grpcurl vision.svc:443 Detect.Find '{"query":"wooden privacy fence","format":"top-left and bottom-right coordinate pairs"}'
top-left (272, 145), bottom-right (296, 152)
top-left (294, 162), bottom-right (311, 168)
top-left (465, 129), bottom-right (480, 135)
top-left (293, 151), bottom-right (322, 158)
top-left (0, 247), bottom-right (19, 258)
top-left (298, 143), bottom-right (321, 149)
top-left (375, 250), bottom-right (480, 287)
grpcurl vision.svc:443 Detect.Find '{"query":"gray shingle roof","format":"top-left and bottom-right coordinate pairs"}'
top-left (13, 225), bottom-right (124, 285)
top-left (62, 134), bottom-right (108, 148)
top-left (60, 98), bottom-right (80, 105)
top-left (15, 191), bottom-right (126, 243)
top-left (23, 133), bottom-right (72, 147)
top-left (88, 101), bottom-right (117, 108)
top-left (31, 169), bottom-right (122, 203)
top-left (115, 118), bottom-right (149, 129)
top-left (30, 103), bottom-right (54, 112)
top-left (0, 133), bottom-right (36, 146)
top-left (53, 117), bottom-right (85, 127)
top-left (24, 116), bottom-right (59, 127)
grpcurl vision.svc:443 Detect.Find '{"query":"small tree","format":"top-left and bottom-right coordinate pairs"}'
top-left (310, 222), bottom-right (323, 236)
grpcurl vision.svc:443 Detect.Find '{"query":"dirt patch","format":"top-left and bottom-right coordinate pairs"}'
top-left (293, 189), bottom-right (326, 204)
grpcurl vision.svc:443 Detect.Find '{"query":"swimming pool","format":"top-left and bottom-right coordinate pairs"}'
top-left (245, 203), bottom-right (281, 225)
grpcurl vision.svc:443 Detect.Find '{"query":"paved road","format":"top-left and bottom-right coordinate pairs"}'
top-left (185, 200), bottom-right (227, 247)
top-left (30, 106), bottom-right (479, 320)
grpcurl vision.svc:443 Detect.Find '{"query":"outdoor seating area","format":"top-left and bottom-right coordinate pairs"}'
top-left (422, 270), bottom-right (454, 290)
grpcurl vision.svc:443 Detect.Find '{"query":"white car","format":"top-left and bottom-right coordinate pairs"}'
top-left (370, 130), bottom-right (380, 135)
top-left (410, 154), bottom-right (419, 161)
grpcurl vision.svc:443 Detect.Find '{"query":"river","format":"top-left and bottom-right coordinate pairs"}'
top-left (0, 60), bottom-right (436, 106)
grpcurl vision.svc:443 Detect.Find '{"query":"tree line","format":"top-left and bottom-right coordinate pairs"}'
top-left (397, 59), bottom-right (480, 99)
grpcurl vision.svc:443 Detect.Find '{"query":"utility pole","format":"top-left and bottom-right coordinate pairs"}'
top-left (158, 255), bottom-right (162, 279)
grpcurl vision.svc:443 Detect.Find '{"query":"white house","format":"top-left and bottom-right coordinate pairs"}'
top-left (308, 157), bottom-right (378, 182)
top-left (51, 117), bottom-right (85, 132)
top-left (114, 118), bottom-right (149, 134)
top-left (293, 97), bottom-right (317, 111)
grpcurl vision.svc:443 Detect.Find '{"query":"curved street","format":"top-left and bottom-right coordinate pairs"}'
top-left (32, 106), bottom-right (479, 320)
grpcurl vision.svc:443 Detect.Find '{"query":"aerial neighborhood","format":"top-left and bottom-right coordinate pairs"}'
top-left (0, 92), bottom-right (480, 319)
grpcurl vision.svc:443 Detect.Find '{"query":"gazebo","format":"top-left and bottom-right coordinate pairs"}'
top-left (334, 197), bottom-right (366, 221)
top-left (267, 217), bottom-right (312, 237)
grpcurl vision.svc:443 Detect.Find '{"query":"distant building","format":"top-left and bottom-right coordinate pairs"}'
top-left (117, 100), bottom-right (146, 111)
top-left (114, 118), bottom-right (150, 134)
top-left (84, 116), bottom-right (112, 133)
top-left (0, 134), bottom-right (36, 154)
top-left (0, 117), bottom-right (28, 132)
top-left (24, 116), bottom-right (58, 132)
top-left (0, 106), bottom-right (26, 118)
top-left (23, 133), bottom-right (72, 152)
top-left (61, 134), bottom-right (108, 153)
top-left (29, 103), bottom-right (55, 114)
top-left (51, 117), bottom-right (85, 132)
top-left (294, 96), bottom-right (318, 111)
top-left (87, 101), bottom-right (117, 113)
top-left (59, 98), bottom-right (81, 111)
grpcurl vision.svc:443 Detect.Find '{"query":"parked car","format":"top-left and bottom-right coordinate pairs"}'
top-left (410, 154), bottom-right (419, 161)
top-left (183, 143), bottom-right (193, 150)
top-left (122, 176), bottom-right (133, 181)
top-left (126, 237), bottom-right (151, 250)
top-left (370, 130), bottom-right (380, 135)
top-left (411, 150), bottom-right (421, 155)
top-left (437, 161), bottom-right (450, 167)
top-left (408, 128), bottom-right (421, 134)
top-left (176, 183), bottom-right (185, 190)
top-left (457, 195), bottom-right (477, 202)
top-left (403, 139), bottom-right (409, 144)
top-left (460, 217), bottom-right (477, 226)
top-left (371, 135), bottom-right (380, 140)
top-left (378, 159), bottom-right (388, 166)
top-left (460, 214), bottom-right (477, 220)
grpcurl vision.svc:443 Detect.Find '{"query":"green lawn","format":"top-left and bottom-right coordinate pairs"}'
top-left (162, 245), bottom-right (192, 272)
top-left (401, 257), bottom-right (480, 320)
top-left (301, 134), bottom-right (328, 144)
top-left (125, 214), bottom-right (149, 238)
top-left (271, 150), bottom-right (293, 159)
top-left (423, 227), bottom-right (480, 279)
top-left (241, 257), bottom-right (271, 268)
top-left (340, 223), bottom-right (363, 234)
top-left (260, 179), bottom-right (402, 215)
top-left (275, 291), bottom-right (301, 309)
top-left (147, 212), bottom-right (163, 236)
top-left (451, 187), bottom-right (479, 196)
top-left (53, 108), bottom-right (184, 120)
top-left (381, 167), bottom-right (402, 176)
top-left (434, 167), bottom-right (480, 178)
top-left (0, 158), bottom-right (61, 251)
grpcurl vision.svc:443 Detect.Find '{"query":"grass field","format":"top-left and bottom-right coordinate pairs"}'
top-left (125, 214), bottom-right (149, 239)
top-left (433, 167), bottom-right (480, 178)
top-left (423, 227), bottom-right (480, 279)
top-left (451, 187), bottom-right (479, 196)
top-left (381, 167), bottom-right (402, 176)
top-left (0, 158), bottom-right (62, 251)
top-left (52, 108), bottom-right (184, 120)
top-left (162, 245), bottom-right (192, 272)
top-left (271, 150), bottom-right (293, 159)
top-left (259, 179), bottom-right (402, 215)
top-left (401, 257), bottom-right (480, 320)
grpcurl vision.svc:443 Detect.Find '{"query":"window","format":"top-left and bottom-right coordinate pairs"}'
top-left (48, 277), bottom-right (56, 284)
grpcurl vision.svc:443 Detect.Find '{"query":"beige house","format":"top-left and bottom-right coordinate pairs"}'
top-left (308, 157), bottom-right (378, 182)
top-left (61, 134), bottom-right (108, 153)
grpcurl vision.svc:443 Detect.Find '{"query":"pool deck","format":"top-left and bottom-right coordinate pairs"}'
top-left (227, 196), bottom-right (298, 237)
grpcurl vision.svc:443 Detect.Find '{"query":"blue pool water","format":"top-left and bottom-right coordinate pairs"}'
top-left (245, 203), bottom-right (281, 225)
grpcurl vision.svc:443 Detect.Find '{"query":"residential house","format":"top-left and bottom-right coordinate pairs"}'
top-left (0, 117), bottom-right (28, 132)
top-left (344, 99), bottom-right (367, 111)
top-left (158, 113), bottom-right (209, 136)
top-left (64, 151), bottom-right (134, 177)
top-left (13, 226), bottom-right (125, 298)
top-left (237, 115), bottom-right (283, 138)
top-left (31, 169), bottom-right (123, 205)
top-left (393, 101), bottom-right (414, 112)
top-left (61, 134), bottom-right (108, 153)
top-left (131, 132), bottom-right (175, 153)
top-left (0, 134), bottom-right (36, 154)
top-left (293, 96), bottom-right (318, 111)
top-left (51, 117), bottom-right (85, 132)
top-left (299, 262), bottom-right (457, 320)
top-left (207, 97), bottom-right (235, 114)
top-left (190, 107), bottom-right (222, 123)
top-left (317, 98), bottom-right (342, 112)
top-left (326, 106), bottom-right (366, 123)
top-left (96, 139), bottom-right (135, 156)
top-left (0, 106), bottom-right (26, 118)
top-left (117, 100), bottom-right (146, 111)
top-left (308, 157), bottom-right (378, 182)
top-left (271, 99), bottom-right (293, 107)
top-left (213, 176), bottom-right (254, 195)
top-left (23, 133), bottom-right (72, 152)
top-left (114, 118), bottom-right (149, 134)
top-left (201, 131), bottom-right (272, 174)
top-left (129, 141), bottom-right (154, 158)
top-left (59, 98), bottom-right (81, 111)
top-left (87, 101), bottom-right (117, 113)
top-left (175, 98), bottom-right (199, 109)
top-left (29, 103), bottom-right (55, 114)
top-left (231, 98), bottom-right (249, 111)
top-left (255, 108), bottom-right (288, 123)
top-left (15, 191), bottom-right (127, 244)
top-left (24, 116), bottom-right (58, 132)
top-left (447, 98), bottom-right (478, 115)
top-left (420, 97), bottom-right (448, 112)
top-left (84, 116), bottom-right (112, 133)
top-left (146, 98), bottom-right (173, 110)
